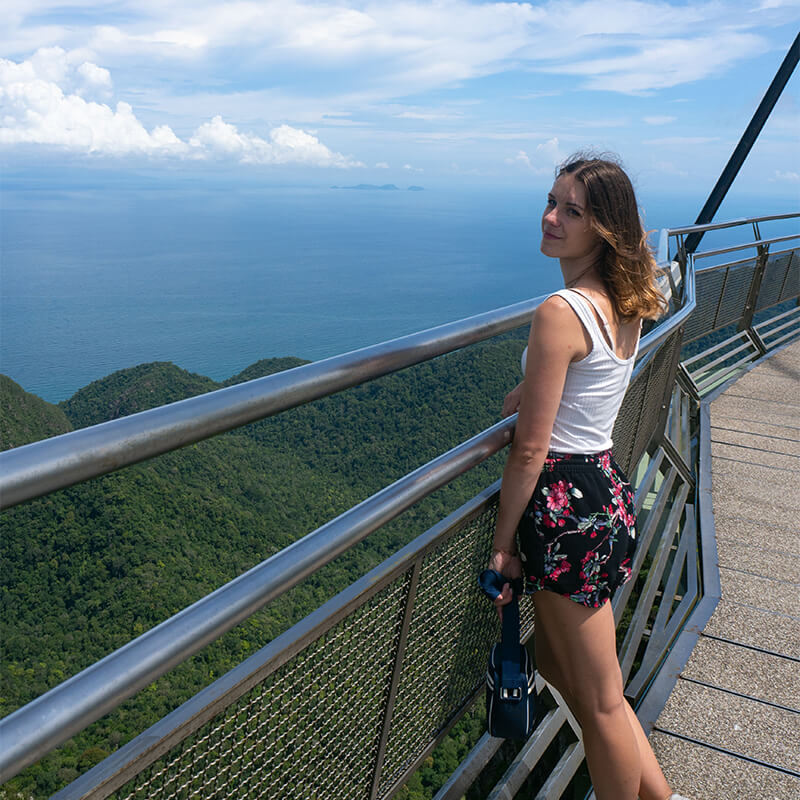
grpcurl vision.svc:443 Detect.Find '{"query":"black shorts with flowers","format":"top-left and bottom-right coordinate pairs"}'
top-left (517, 450), bottom-right (637, 608)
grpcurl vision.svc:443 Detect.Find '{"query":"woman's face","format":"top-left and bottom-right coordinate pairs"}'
top-left (540, 174), bottom-right (602, 261)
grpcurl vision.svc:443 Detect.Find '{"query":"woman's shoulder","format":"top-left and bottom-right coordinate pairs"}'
top-left (535, 291), bottom-right (585, 327)
top-left (532, 293), bottom-right (592, 360)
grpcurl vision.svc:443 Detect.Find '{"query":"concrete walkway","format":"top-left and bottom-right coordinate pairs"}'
top-left (650, 339), bottom-right (800, 800)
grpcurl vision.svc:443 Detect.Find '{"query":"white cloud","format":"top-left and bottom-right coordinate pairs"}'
top-left (753, 0), bottom-right (800, 9)
top-left (772, 170), bottom-right (800, 182)
top-left (517, 90), bottom-right (562, 100)
top-left (395, 109), bottom-right (463, 120)
top-left (151, 29), bottom-right (208, 49)
top-left (403, 163), bottom-right (422, 172)
top-left (375, 161), bottom-right (389, 168)
top-left (536, 136), bottom-right (564, 164)
top-left (505, 138), bottom-right (563, 174)
top-left (2, 2), bottom-right (796, 178)
top-left (510, 150), bottom-right (531, 168)
top-left (187, 117), bottom-right (364, 167)
top-left (643, 136), bottom-right (719, 146)
top-left (0, 49), bottom-right (363, 167)
top-left (269, 122), bottom-right (363, 167)
top-left (0, 53), bottom-right (188, 155)
top-left (546, 31), bottom-right (766, 93)
top-left (3, 1), bottom-right (795, 103)
top-left (653, 160), bottom-right (689, 177)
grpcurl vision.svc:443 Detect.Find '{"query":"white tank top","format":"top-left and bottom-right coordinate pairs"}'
top-left (521, 289), bottom-right (639, 453)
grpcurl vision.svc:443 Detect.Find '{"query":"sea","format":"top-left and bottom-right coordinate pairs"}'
top-left (2, 177), bottom-right (797, 403)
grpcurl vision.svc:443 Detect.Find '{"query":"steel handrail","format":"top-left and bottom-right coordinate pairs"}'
top-left (0, 298), bottom-right (541, 510)
top-left (667, 211), bottom-right (799, 237)
top-left (693, 232), bottom-right (799, 261)
top-left (639, 256), bottom-right (696, 358)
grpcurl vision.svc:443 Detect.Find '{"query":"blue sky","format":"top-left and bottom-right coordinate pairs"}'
top-left (1, 1), bottom-right (799, 197)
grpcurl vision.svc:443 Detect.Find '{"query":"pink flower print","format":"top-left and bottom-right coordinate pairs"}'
top-left (545, 480), bottom-right (573, 512)
top-left (549, 561), bottom-right (571, 580)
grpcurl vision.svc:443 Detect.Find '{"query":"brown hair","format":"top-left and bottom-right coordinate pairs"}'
top-left (558, 153), bottom-right (666, 320)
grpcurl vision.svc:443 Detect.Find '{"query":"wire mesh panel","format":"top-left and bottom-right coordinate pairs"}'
top-left (755, 250), bottom-right (797, 310)
top-left (715, 259), bottom-right (758, 330)
top-left (682, 268), bottom-right (727, 343)
top-left (612, 363), bottom-right (649, 476)
top-left (111, 573), bottom-right (412, 800)
top-left (376, 505), bottom-right (503, 798)
top-left (631, 330), bottom-right (683, 469)
top-left (778, 251), bottom-right (799, 303)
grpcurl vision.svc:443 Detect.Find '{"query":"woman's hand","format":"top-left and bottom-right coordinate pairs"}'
top-left (502, 382), bottom-right (524, 418)
top-left (488, 550), bottom-right (522, 615)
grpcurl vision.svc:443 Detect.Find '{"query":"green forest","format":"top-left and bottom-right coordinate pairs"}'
top-left (1, 333), bottom-right (529, 799)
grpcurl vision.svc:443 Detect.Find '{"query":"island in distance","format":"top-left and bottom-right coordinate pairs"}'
top-left (330, 184), bottom-right (424, 191)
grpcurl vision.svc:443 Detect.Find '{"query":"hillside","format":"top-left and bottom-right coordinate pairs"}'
top-left (0, 375), bottom-right (73, 450)
top-left (0, 333), bottom-right (527, 798)
top-left (59, 361), bottom-right (220, 428)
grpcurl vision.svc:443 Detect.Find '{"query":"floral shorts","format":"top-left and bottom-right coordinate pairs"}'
top-left (517, 451), bottom-right (637, 608)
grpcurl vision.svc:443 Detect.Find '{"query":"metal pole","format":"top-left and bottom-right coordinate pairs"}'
top-left (684, 32), bottom-right (799, 255)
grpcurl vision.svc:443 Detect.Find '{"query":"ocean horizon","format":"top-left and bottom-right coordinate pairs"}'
top-left (2, 179), bottom-right (796, 403)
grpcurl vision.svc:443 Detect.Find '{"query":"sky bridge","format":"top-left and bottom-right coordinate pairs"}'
top-left (0, 212), bottom-right (798, 800)
top-left (649, 338), bottom-right (800, 800)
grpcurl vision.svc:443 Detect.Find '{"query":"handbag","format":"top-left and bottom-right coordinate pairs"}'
top-left (479, 570), bottom-right (537, 740)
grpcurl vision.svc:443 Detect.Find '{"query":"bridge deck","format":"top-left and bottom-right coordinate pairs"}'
top-left (649, 338), bottom-right (800, 800)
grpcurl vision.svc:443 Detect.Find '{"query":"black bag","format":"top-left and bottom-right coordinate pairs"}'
top-left (479, 570), bottom-right (537, 740)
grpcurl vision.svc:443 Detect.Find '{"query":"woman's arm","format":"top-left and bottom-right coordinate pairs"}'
top-left (490, 296), bottom-right (587, 594)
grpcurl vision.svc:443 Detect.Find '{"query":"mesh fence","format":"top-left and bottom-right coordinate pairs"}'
top-left (715, 259), bottom-right (757, 330)
top-left (683, 268), bottom-right (727, 343)
top-left (612, 362), bottom-right (650, 476)
top-left (113, 573), bottom-right (412, 800)
top-left (756, 250), bottom-right (798, 310)
top-left (631, 330), bottom-right (683, 469)
top-left (377, 504), bottom-right (502, 796)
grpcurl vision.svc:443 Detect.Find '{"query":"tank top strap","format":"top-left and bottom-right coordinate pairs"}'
top-left (562, 288), bottom-right (615, 350)
top-left (550, 289), bottom-right (606, 349)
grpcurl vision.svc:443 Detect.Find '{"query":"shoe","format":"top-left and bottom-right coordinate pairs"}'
top-left (668, 795), bottom-right (692, 800)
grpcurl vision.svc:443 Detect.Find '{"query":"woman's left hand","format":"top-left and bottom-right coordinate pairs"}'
top-left (502, 382), bottom-right (524, 418)
top-left (487, 550), bottom-right (522, 613)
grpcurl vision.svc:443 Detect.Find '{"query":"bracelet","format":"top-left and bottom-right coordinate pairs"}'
top-left (491, 546), bottom-right (519, 557)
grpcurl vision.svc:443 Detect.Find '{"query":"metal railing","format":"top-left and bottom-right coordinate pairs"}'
top-left (672, 213), bottom-right (799, 397)
top-left (1, 213), bottom-right (798, 799)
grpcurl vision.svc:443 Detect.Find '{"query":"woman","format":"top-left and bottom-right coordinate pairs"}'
top-left (489, 155), bottom-right (687, 800)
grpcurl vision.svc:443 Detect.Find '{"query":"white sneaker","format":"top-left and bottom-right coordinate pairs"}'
top-left (668, 795), bottom-right (692, 800)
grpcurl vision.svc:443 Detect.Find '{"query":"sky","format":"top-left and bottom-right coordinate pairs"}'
top-left (1, 1), bottom-right (799, 198)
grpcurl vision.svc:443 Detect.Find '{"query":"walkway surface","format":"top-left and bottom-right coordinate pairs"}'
top-left (649, 339), bottom-right (800, 800)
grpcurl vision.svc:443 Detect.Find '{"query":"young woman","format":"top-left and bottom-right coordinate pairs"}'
top-left (489, 155), bottom-right (688, 800)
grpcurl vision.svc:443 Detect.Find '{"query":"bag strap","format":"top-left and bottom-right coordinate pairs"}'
top-left (500, 583), bottom-right (524, 690)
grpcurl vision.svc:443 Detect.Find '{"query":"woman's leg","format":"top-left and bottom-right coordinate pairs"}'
top-left (533, 590), bottom-right (671, 800)
top-left (623, 698), bottom-right (673, 800)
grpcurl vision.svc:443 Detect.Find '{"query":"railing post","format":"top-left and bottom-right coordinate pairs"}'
top-left (368, 560), bottom-right (423, 800)
top-left (738, 232), bottom-right (770, 354)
